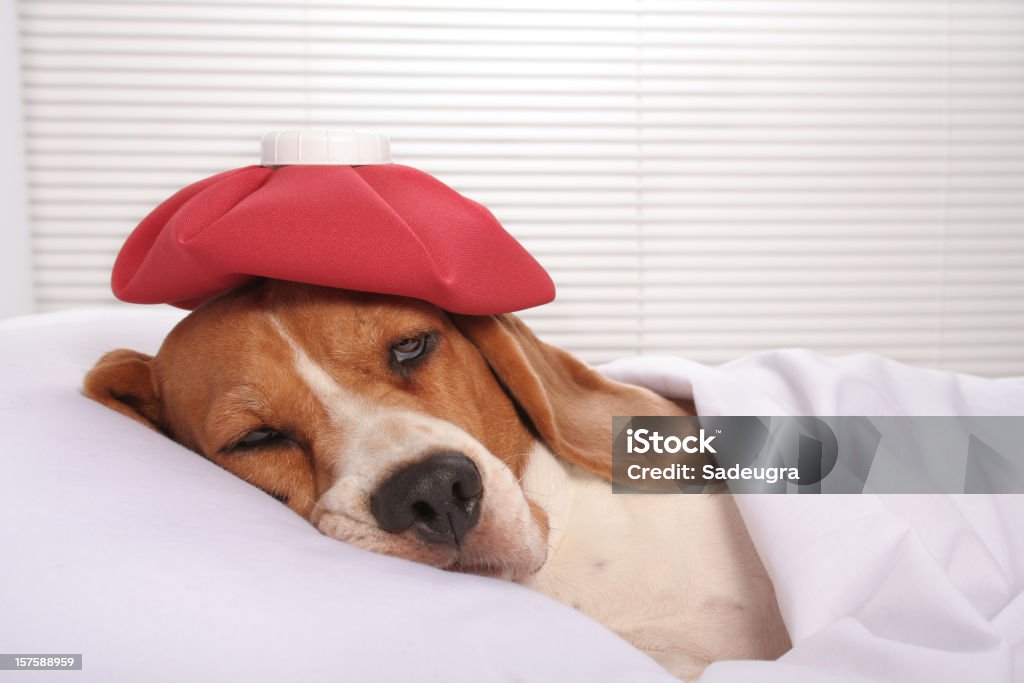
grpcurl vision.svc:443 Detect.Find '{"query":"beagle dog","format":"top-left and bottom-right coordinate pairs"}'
top-left (84, 280), bottom-right (789, 679)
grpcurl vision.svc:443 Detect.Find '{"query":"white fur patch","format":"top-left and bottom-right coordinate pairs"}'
top-left (268, 314), bottom-right (372, 429)
top-left (520, 446), bottom-right (788, 678)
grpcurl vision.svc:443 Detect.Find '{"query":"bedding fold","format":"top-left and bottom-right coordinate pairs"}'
top-left (601, 349), bottom-right (1024, 683)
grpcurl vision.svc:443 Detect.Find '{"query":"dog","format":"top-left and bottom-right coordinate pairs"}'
top-left (84, 279), bottom-right (790, 679)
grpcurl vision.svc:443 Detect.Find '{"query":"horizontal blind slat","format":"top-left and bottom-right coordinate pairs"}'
top-left (19, 0), bottom-right (1024, 376)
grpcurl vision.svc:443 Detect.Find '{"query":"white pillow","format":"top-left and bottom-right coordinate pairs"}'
top-left (0, 309), bottom-right (675, 682)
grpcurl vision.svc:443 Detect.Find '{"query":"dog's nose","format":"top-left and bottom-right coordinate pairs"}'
top-left (370, 452), bottom-right (483, 546)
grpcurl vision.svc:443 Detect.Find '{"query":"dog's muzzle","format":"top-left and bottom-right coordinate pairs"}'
top-left (370, 452), bottom-right (483, 547)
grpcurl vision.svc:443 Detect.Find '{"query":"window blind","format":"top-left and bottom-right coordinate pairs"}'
top-left (17, 0), bottom-right (1024, 376)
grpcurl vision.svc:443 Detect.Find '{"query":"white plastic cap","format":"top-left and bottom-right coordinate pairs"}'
top-left (260, 129), bottom-right (391, 166)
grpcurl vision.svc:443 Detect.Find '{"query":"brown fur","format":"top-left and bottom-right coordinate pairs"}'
top-left (450, 314), bottom-right (687, 479)
top-left (83, 281), bottom-right (674, 519)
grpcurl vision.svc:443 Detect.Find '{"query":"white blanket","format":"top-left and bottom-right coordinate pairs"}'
top-left (2, 309), bottom-right (1021, 682)
top-left (601, 352), bottom-right (1024, 683)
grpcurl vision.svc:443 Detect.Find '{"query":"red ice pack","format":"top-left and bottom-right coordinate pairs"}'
top-left (112, 130), bottom-right (555, 314)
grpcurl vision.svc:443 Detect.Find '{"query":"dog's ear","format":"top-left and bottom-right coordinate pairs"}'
top-left (450, 314), bottom-right (685, 480)
top-left (83, 349), bottom-right (164, 432)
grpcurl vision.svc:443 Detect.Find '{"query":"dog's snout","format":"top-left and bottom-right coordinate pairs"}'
top-left (370, 452), bottom-right (483, 546)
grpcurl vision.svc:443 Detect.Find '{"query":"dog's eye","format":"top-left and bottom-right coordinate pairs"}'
top-left (235, 428), bottom-right (284, 449)
top-left (391, 333), bottom-right (431, 364)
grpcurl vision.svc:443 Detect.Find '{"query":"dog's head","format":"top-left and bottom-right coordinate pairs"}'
top-left (84, 280), bottom-right (681, 579)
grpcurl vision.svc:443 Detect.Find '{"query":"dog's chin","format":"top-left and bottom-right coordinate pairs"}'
top-left (315, 509), bottom-right (548, 582)
top-left (449, 560), bottom-right (516, 580)
top-left (445, 545), bottom-right (547, 581)
top-left (422, 517), bottom-right (549, 581)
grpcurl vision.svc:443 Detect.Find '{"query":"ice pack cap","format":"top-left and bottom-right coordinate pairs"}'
top-left (260, 129), bottom-right (391, 166)
top-left (111, 129), bottom-right (555, 314)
